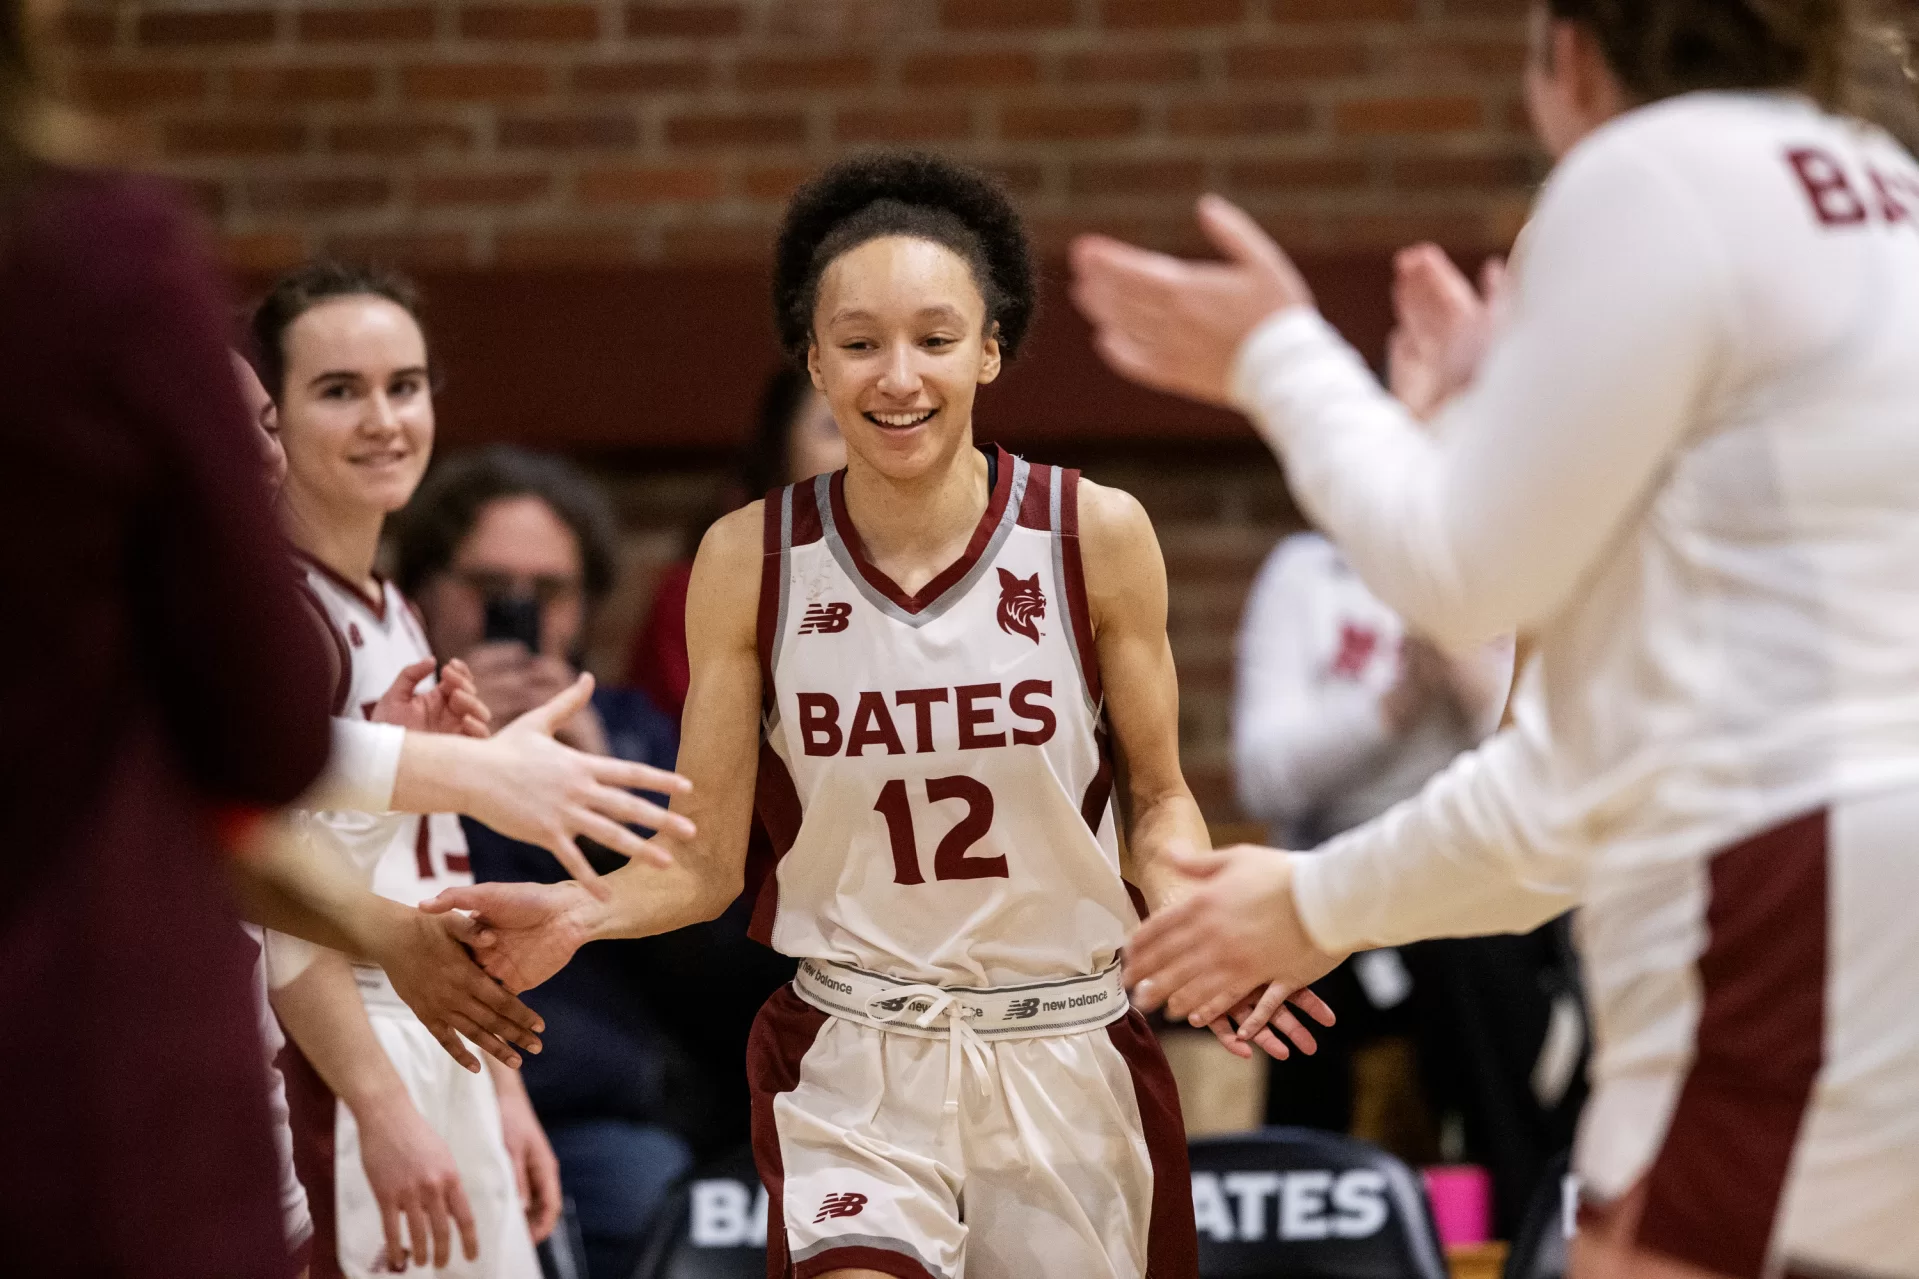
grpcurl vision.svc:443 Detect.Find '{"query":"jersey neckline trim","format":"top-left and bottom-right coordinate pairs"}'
top-left (818, 444), bottom-right (1028, 628)
top-left (292, 548), bottom-right (390, 622)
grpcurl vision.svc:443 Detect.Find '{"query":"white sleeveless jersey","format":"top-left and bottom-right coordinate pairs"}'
top-left (749, 447), bottom-right (1140, 987)
top-left (296, 553), bottom-right (471, 907)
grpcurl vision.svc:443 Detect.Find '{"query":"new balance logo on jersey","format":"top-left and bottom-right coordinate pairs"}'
top-left (799, 601), bottom-right (853, 634)
top-left (814, 1192), bottom-right (868, 1223)
top-left (997, 569), bottom-right (1045, 643)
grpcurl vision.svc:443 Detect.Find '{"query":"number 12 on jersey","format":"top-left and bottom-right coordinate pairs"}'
top-left (873, 776), bottom-right (1006, 884)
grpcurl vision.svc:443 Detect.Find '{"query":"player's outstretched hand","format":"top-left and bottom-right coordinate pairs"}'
top-left (372, 657), bottom-right (492, 738)
top-left (1387, 243), bottom-right (1506, 421)
top-left (421, 879), bottom-right (597, 995)
top-left (1125, 843), bottom-right (1346, 1037)
top-left (354, 1087), bottom-right (481, 1271)
top-left (1069, 194), bottom-right (1313, 407)
top-left (459, 673), bottom-right (694, 896)
top-left (367, 905), bottom-right (545, 1072)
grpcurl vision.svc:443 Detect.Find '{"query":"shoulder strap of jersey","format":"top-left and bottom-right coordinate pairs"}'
top-left (1052, 464), bottom-right (1103, 709)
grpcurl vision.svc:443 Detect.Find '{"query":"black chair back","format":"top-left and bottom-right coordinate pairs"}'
top-left (631, 1145), bottom-right (769, 1279)
top-left (1501, 1151), bottom-right (1576, 1279)
top-left (1190, 1127), bottom-right (1449, 1279)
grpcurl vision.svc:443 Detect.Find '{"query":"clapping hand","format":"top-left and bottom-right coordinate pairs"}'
top-left (372, 657), bottom-right (491, 738)
top-left (1388, 243), bottom-right (1508, 422)
top-left (1127, 844), bottom-right (1345, 1058)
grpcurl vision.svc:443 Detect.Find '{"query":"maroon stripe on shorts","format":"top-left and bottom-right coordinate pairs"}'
top-left (277, 1038), bottom-right (343, 1279)
top-left (795, 1244), bottom-right (939, 1279)
top-left (1107, 1009), bottom-right (1200, 1279)
top-left (1638, 809), bottom-right (1829, 1279)
top-left (746, 985), bottom-right (830, 1279)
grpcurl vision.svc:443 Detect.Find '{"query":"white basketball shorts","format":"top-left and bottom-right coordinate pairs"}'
top-left (282, 971), bottom-right (542, 1279)
top-left (1575, 789), bottom-right (1919, 1279)
top-left (746, 959), bottom-right (1198, 1279)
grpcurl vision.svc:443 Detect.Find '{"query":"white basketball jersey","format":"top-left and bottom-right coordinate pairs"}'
top-left (296, 553), bottom-right (471, 907)
top-left (750, 447), bottom-right (1139, 987)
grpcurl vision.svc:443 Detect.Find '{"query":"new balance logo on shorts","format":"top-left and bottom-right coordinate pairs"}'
top-left (799, 601), bottom-right (852, 634)
top-left (1003, 998), bottom-right (1040, 1020)
top-left (814, 1192), bottom-right (868, 1223)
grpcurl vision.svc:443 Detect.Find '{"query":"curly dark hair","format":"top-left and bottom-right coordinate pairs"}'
top-left (389, 445), bottom-right (620, 604)
top-left (250, 258), bottom-right (425, 398)
top-left (773, 150), bottom-right (1036, 363)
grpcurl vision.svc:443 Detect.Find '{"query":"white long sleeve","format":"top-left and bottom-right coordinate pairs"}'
top-left (1229, 92), bottom-right (1919, 951)
top-left (1232, 125), bottom-right (1732, 653)
top-left (300, 717), bottom-right (404, 813)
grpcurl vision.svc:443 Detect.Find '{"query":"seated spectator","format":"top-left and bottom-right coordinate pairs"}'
top-left (391, 446), bottom-right (691, 1278)
top-left (625, 365), bottom-right (845, 714)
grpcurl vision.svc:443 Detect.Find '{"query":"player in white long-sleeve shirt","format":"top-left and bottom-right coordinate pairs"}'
top-left (1073, 3), bottom-right (1919, 1277)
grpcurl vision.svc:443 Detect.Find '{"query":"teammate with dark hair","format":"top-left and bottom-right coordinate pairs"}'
top-left (430, 151), bottom-right (1332, 1279)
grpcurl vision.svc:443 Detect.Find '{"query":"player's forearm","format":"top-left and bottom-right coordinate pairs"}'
top-left (390, 729), bottom-right (487, 817)
top-left (229, 818), bottom-right (406, 960)
top-left (587, 843), bottom-right (739, 940)
top-left (270, 950), bottom-right (415, 1119)
top-left (1124, 786), bottom-right (1213, 915)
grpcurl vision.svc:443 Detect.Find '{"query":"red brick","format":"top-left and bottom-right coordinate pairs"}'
top-left (734, 54), bottom-right (877, 91)
top-left (1380, 35), bottom-right (1528, 76)
top-left (981, 161), bottom-right (1045, 194)
top-left (325, 231), bottom-right (474, 267)
top-left (401, 62), bottom-right (549, 100)
top-left (1335, 94), bottom-right (1481, 135)
top-left (1442, 0), bottom-right (1528, 14)
top-left (1061, 48), bottom-right (1203, 83)
top-left (1228, 154), bottom-right (1370, 189)
top-left (1392, 150), bottom-right (1537, 188)
top-left (248, 176), bottom-right (392, 213)
top-left (415, 171), bottom-right (552, 206)
top-left (1270, 0), bottom-right (1416, 19)
top-left (1100, 0), bottom-right (1246, 27)
top-left (999, 101), bottom-right (1141, 141)
top-left (742, 163), bottom-right (810, 200)
top-left (1069, 158), bottom-right (1207, 196)
top-left (230, 64), bottom-right (380, 103)
top-left (899, 50), bottom-right (1040, 87)
top-left (297, 7), bottom-right (435, 41)
top-left (165, 118), bottom-right (306, 156)
top-left (59, 9), bottom-right (117, 47)
top-left (221, 231), bottom-right (308, 272)
top-left (138, 9), bottom-right (277, 45)
top-left (495, 229), bottom-right (640, 266)
top-left (497, 113), bottom-right (639, 150)
top-left (938, 0), bottom-right (1076, 31)
top-left (74, 64), bottom-right (209, 109)
top-left (577, 164), bottom-right (725, 204)
top-left (624, 3), bottom-right (744, 37)
top-left (327, 119), bottom-right (474, 155)
top-left (660, 221), bottom-right (778, 262)
top-left (664, 110), bottom-right (807, 149)
top-left (460, 5), bottom-right (600, 40)
top-left (572, 59), bottom-right (711, 93)
top-left (1225, 40), bottom-right (1368, 80)
top-left (1328, 210), bottom-right (1492, 249)
top-left (763, 0), bottom-right (905, 40)
top-left (834, 105), bottom-right (973, 144)
top-left (1167, 97), bottom-right (1312, 137)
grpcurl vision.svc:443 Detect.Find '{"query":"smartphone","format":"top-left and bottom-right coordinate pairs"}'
top-left (483, 595), bottom-right (542, 653)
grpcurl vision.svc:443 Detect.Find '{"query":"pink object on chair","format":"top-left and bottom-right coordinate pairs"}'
top-left (1423, 1164), bottom-right (1493, 1246)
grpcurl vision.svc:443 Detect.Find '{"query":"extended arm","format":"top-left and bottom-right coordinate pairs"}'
top-left (1081, 482), bottom-right (1333, 1059)
top-left (424, 505), bottom-right (768, 990)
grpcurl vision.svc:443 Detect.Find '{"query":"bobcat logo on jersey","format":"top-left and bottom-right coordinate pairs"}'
top-left (799, 601), bottom-right (853, 635)
top-left (814, 1192), bottom-right (868, 1223)
top-left (997, 569), bottom-right (1045, 643)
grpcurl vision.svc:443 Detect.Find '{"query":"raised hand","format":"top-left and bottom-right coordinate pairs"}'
top-left (1387, 243), bottom-right (1507, 421)
top-left (371, 657), bottom-right (491, 739)
top-left (456, 672), bottom-right (694, 891)
top-left (421, 879), bottom-right (598, 994)
top-left (362, 904), bottom-right (545, 1071)
top-left (1125, 843), bottom-right (1346, 1037)
top-left (1070, 194), bottom-right (1313, 406)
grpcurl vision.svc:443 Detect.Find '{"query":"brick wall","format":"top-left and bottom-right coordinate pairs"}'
top-left (59, 0), bottom-right (1545, 271)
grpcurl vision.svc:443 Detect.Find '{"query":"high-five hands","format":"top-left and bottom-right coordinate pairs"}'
top-left (1070, 194), bottom-right (1313, 406)
top-left (421, 879), bottom-right (599, 995)
top-left (364, 903), bottom-right (546, 1072)
top-left (1126, 844), bottom-right (1346, 1061)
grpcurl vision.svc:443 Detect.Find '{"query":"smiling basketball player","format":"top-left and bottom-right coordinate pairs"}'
top-left (427, 152), bottom-right (1332, 1279)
